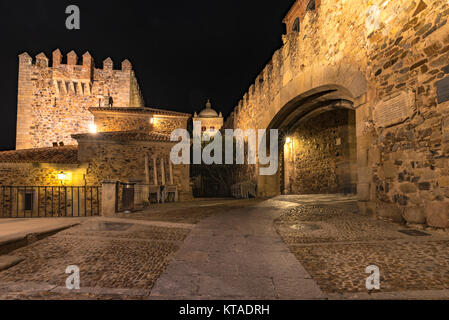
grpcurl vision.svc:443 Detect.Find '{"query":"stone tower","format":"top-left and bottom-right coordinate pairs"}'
top-left (16, 50), bottom-right (145, 150)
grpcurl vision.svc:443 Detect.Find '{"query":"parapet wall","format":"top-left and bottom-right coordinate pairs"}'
top-left (16, 50), bottom-right (145, 149)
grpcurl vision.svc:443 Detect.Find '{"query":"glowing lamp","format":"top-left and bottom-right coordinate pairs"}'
top-left (150, 118), bottom-right (154, 124)
top-left (88, 123), bottom-right (97, 134)
top-left (286, 137), bottom-right (292, 144)
top-left (57, 172), bottom-right (67, 181)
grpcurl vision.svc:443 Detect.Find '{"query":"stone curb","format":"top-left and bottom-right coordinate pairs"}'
top-left (0, 222), bottom-right (81, 256)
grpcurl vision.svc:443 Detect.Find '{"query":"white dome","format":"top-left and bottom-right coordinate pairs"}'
top-left (198, 100), bottom-right (220, 118)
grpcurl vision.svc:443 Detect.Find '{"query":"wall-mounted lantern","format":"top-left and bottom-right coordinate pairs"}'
top-left (89, 123), bottom-right (98, 134)
top-left (57, 171), bottom-right (67, 185)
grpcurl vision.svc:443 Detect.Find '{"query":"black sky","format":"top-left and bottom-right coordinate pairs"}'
top-left (0, 0), bottom-right (294, 150)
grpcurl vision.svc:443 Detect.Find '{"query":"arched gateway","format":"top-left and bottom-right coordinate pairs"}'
top-left (227, 0), bottom-right (449, 227)
top-left (255, 64), bottom-right (367, 198)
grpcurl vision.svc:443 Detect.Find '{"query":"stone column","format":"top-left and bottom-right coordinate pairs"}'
top-left (153, 157), bottom-right (158, 185)
top-left (169, 160), bottom-right (174, 185)
top-left (145, 154), bottom-right (150, 185)
top-left (161, 158), bottom-right (166, 186)
top-left (101, 180), bottom-right (117, 216)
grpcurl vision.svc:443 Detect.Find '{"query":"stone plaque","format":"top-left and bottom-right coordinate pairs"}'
top-left (436, 76), bottom-right (449, 104)
top-left (373, 89), bottom-right (415, 128)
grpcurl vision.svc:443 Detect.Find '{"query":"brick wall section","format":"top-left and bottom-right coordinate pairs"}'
top-left (16, 50), bottom-right (145, 149)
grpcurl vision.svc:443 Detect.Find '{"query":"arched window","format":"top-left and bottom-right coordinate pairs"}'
top-left (292, 18), bottom-right (300, 33)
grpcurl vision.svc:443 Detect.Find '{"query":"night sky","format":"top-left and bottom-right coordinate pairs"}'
top-left (0, 0), bottom-right (294, 151)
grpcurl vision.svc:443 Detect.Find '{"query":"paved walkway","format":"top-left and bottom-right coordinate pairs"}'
top-left (0, 218), bottom-right (83, 244)
top-left (150, 202), bottom-right (325, 300)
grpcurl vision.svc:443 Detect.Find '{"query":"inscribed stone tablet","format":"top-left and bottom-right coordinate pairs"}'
top-left (436, 76), bottom-right (449, 104)
top-left (373, 90), bottom-right (415, 128)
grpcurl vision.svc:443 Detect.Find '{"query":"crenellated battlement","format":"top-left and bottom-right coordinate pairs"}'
top-left (19, 49), bottom-right (135, 73)
top-left (16, 49), bottom-right (145, 150)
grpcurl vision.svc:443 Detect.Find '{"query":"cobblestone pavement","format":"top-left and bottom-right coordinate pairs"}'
top-left (118, 199), bottom-right (260, 224)
top-left (0, 220), bottom-right (192, 300)
top-left (2, 196), bottom-right (449, 299)
top-left (274, 195), bottom-right (449, 296)
top-left (0, 199), bottom-right (260, 300)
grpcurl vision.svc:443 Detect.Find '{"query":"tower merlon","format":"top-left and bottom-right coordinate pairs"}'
top-left (122, 59), bottom-right (132, 71)
top-left (36, 52), bottom-right (49, 67)
top-left (103, 57), bottom-right (113, 70)
top-left (67, 50), bottom-right (78, 65)
top-left (52, 49), bottom-right (62, 67)
top-left (18, 52), bottom-right (32, 65)
top-left (82, 51), bottom-right (94, 69)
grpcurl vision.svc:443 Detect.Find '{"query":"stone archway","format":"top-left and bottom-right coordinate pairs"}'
top-left (255, 64), bottom-right (368, 198)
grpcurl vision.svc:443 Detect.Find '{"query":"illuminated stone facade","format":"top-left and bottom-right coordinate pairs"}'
top-left (194, 100), bottom-right (224, 133)
top-left (2, 50), bottom-right (194, 206)
top-left (228, 0), bottom-right (449, 228)
top-left (16, 50), bottom-right (145, 150)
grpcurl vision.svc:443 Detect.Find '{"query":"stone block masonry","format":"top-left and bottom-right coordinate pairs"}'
top-left (16, 50), bottom-right (145, 150)
top-left (228, 0), bottom-right (449, 228)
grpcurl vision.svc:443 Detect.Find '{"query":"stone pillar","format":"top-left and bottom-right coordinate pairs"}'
top-left (153, 157), bottom-right (158, 185)
top-left (145, 154), bottom-right (150, 185)
top-left (355, 96), bottom-right (377, 216)
top-left (283, 141), bottom-right (293, 194)
top-left (169, 160), bottom-right (174, 185)
top-left (161, 158), bottom-right (166, 185)
top-left (101, 181), bottom-right (117, 216)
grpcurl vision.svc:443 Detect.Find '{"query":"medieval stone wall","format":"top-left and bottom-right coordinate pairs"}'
top-left (286, 109), bottom-right (356, 194)
top-left (16, 51), bottom-right (145, 150)
top-left (77, 140), bottom-right (193, 201)
top-left (152, 116), bottom-right (190, 134)
top-left (0, 163), bottom-right (86, 186)
top-left (93, 112), bottom-right (152, 133)
top-left (230, 0), bottom-right (449, 227)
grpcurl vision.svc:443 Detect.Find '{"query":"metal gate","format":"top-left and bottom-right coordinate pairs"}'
top-left (0, 186), bottom-right (101, 218)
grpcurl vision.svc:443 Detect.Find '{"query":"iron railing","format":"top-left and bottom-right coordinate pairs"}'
top-left (0, 186), bottom-right (101, 218)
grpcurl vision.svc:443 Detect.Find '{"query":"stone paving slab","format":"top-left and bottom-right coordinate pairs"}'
top-left (0, 256), bottom-right (24, 271)
top-left (150, 204), bottom-right (325, 300)
top-left (0, 218), bottom-right (84, 244)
